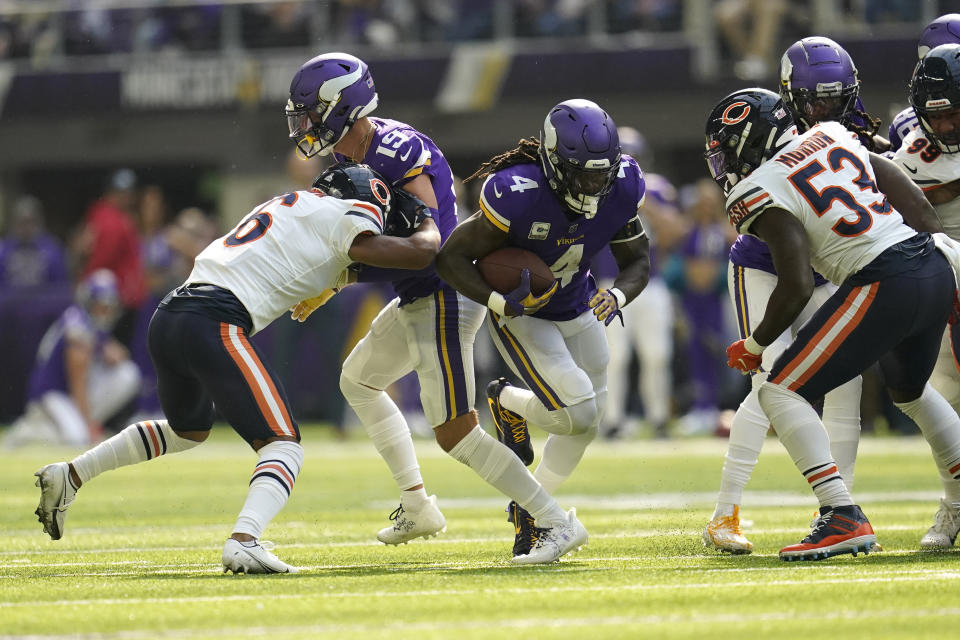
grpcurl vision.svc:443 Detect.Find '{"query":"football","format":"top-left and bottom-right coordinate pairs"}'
top-left (476, 247), bottom-right (556, 295)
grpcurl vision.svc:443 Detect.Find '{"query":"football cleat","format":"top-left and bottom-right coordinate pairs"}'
top-left (222, 538), bottom-right (298, 574)
top-left (487, 378), bottom-right (534, 465)
top-left (703, 506), bottom-right (753, 554)
top-left (511, 508), bottom-right (588, 565)
top-left (779, 505), bottom-right (876, 561)
top-left (920, 498), bottom-right (960, 550)
top-left (34, 462), bottom-right (78, 541)
top-left (507, 500), bottom-right (547, 557)
top-left (377, 494), bottom-right (446, 545)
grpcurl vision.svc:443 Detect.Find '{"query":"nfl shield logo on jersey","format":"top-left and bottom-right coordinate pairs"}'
top-left (528, 222), bottom-right (551, 240)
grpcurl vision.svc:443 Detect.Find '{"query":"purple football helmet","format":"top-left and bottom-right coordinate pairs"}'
top-left (642, 173), bottom-right (679, 210)
top-left (76, 269), bottom-right (120, 331)
top-left (286, 52), bottom-right (379, 158)
top-left (918, 14), bottom-right (960, 59)
top-left (539, 99), bottom-right (621, 218)
top-left (887, 106), bottom-right (920, 152)
top-left (779, 37), bottom-right (860, 132)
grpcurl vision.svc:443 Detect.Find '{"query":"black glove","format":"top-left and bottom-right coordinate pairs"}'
top-left (384, 189), bottom-right (432, 237)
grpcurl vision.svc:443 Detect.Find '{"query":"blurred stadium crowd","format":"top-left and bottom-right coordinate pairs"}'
top-left (0, 0), bottom-right (952, 449)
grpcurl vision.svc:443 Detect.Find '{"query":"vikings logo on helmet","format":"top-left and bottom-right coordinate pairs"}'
top-left (539, 99), bottom-right (621, 219)
top-left (779, 37), bottom-right (860, 132)
top-left (919, 14), bottom-right (960, 59)
top-left (286, 53), bottom-right (379, 158)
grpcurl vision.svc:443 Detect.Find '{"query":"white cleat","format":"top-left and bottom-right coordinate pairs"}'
top-left (920, 498), bottom-right (960, 550)
top-left (377, 495), bottom-right (447, 545)
top-left (34, 462), bottom-right (77, 541)
top-left (222, 538), bottom-right (298, 574)
top-left (511, 508), bottom-right (588, 565)
top-left (703, 505), bottom-right (753, 554)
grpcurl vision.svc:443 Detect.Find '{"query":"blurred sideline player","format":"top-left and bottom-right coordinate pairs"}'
top-left (595, 128), bottom-right (685, 440)
top-left (285, 54), bottom-right (585, 564)
top-left (34, 163), bottom-right (440, 574)
top-left (437, 99), bottom-right (650, 559)
top-left (704, 37), bottom-right (867, 553)
top-left (4, 270), bottom-right (140, 449)
top-left (705, 87), bottom-right (960, 561)
top-left (890, 43), bottom-right (960, 549)
top-left (888, 14), bottom-right (960, 154)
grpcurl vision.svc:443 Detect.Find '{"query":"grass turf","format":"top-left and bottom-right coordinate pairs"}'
top-left (3, 427), bottom-right (960, 639)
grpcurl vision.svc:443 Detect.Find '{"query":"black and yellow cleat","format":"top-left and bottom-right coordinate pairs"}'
top-left (487, 378), bottom-right (534, 465)
top-left (507, 500), bottom-right (547, 557)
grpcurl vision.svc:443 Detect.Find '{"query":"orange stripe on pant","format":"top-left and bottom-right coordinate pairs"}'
top-left (236, 330), bottom-right (295, 432)
top-left (772, 283), bottom-right (878, 392)
top-left (219, 323), bottom-right (293, 438)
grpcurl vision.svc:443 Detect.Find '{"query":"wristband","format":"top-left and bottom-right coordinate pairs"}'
top-left (744, 335), bottom-right (765, 355)
top-left (609, 287), bottom-right (627, 308)
top-left (487, 291), bottom-right (507, 316)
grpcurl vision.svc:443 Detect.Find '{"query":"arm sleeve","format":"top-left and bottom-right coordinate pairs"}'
top-left (332, 200), bottom-right (384, 259)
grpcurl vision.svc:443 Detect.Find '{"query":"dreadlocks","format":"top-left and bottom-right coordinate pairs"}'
top-left (464, 137), bottom-right (541, 184)
top-left (846, 108), bottom-right (886, 152)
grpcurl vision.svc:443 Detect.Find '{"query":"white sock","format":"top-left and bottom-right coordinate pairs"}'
top-left (499, 385), bottom-right (569, 434)
top-left (70, 420), bottom-right (201, 485)
top-left (895, 384), bottom-right (960, 501)
top-left (716, 388), bottom-right (769, 508)
top-left (233, 440), bottom-right (303, 539)
top-left (534, 430), bottom-right (597, 493)
top-left (341, 375), bottom-right (423, 491)
top-left (448, 425), bottom-right (566, 526)
top-left (401, 487), bottom-right (429, 510)
top-left (759, 383), bottom-right (852, 508)
top-left (822, 376), bottom-right (862, 492)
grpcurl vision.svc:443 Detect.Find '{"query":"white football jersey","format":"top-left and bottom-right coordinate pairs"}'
top-left (187, 190), bottom-right (384, 333)
top-left (726, 121), bottom-right (914, 285)
top-left (891, 127), bottom-right (960, 240)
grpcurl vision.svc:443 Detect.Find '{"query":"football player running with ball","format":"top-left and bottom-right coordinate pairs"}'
top-left (436, 99), bottom-right (650, 559)
top-left (890, 43), bottom-right (960, 548)
top-left (705, 37), bottom-right (870, 554)
top-left (34, 163), bottom-right (440, 574)
top-left (285, 54), bottom-right (585, 564)
top-left (705, 87), bottom-right (960, 560)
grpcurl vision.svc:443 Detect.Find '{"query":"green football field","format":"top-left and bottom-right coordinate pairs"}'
top-left (3, 426), bottom-right (960, 639)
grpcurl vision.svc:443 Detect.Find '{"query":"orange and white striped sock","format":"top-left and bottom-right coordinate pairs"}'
top-left (70, 420), bottom-right (201, 485)
top-left (233, 440), bottom-right (303, 539)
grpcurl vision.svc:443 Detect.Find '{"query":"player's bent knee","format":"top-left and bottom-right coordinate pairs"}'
top-left (172, 429), bottom-right (211, 443)
top-left (434, 410), bottom-right (479, 452)
top-left (340, 371), bottom-right (381, 403)
top-left (561, 399), bottom-right (600, 436)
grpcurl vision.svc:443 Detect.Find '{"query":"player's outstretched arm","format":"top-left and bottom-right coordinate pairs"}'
top-left (436, 212), bottom-right (508, 307)
top-left (869, 152), bottom-right (944, 233)
top-left (748, 208), bottom-right (815, 347)
top-left (348, 218), bottom-right (440, 271)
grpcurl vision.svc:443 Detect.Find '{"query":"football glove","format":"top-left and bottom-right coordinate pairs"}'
top-left (384, 189), bottom-right (432, 237)
top-left (588, 288), bottom-right (625, 326)
top-left (726, 337), bottom-right (764, 374)
top-left (290, 288), bottom-right (339, 323)
top-left (504, 269), bottom-right (559, 317)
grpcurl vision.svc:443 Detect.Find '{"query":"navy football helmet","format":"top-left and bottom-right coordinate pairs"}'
top-left (539, 99), bottom-right (621, 218)
top-left (312, 162), bottom-right (392, 216)
top-left (287, 53), bottom-right (378, 158)
top-left (779, 37), bottom-right (860, 132)
top-left (919, 14), bottom-right (960, 59)
top-left (704, 88), bottom-right (797, 194)
top-left (910, 44), bottom-right (960, 153)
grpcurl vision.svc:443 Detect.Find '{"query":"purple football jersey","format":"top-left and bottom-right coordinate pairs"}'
top-left (28, 305), bottom-right (108, 400)
top-left (729, 234), bottom-right (828, 286)
top-left (479, 156), bottom-right (645, 321)
top-left (335, 117), bottom-right (458, 304)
